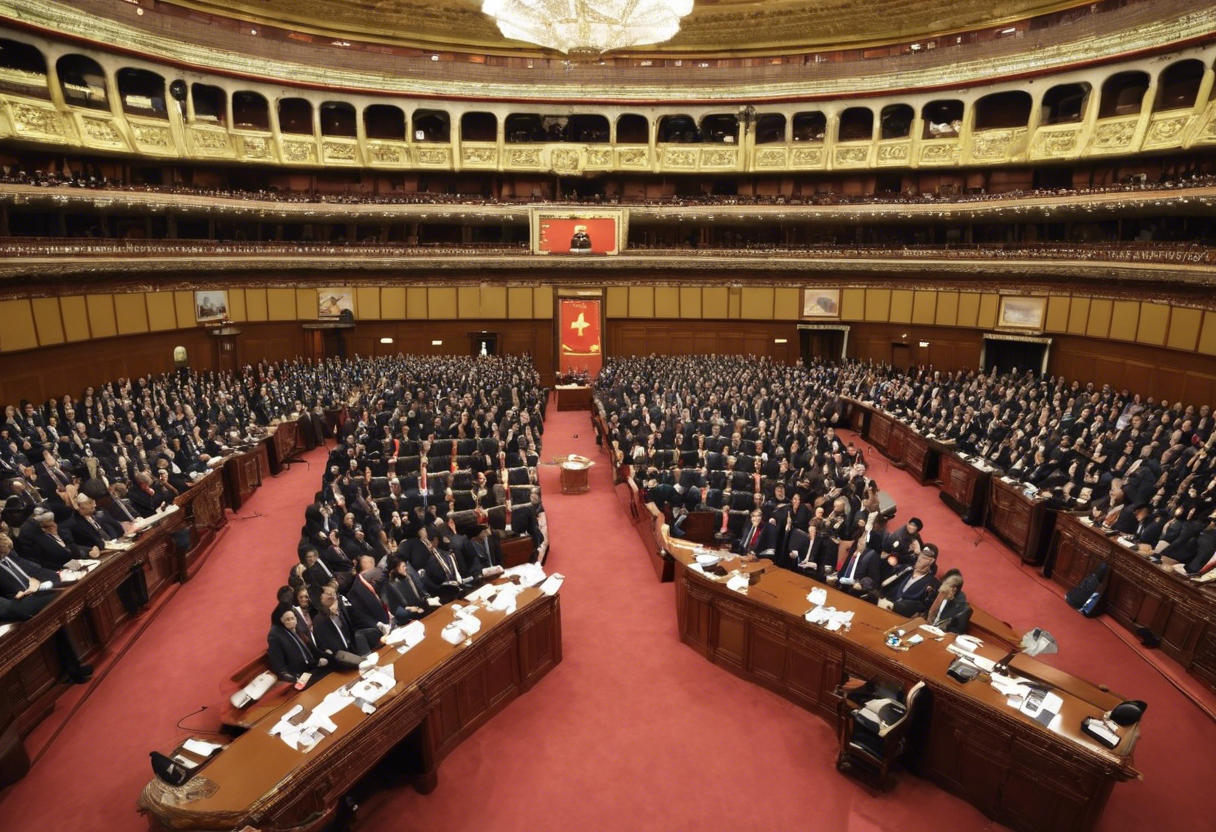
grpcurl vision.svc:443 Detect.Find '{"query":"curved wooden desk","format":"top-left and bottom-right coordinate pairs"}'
top-left (663, 531), bottom-right (1139, 832)
top-left (138, 588), bottom-right (561, 832)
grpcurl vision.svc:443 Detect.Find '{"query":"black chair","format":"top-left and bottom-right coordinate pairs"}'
top-left (836, 680), bottom-right (925, 789)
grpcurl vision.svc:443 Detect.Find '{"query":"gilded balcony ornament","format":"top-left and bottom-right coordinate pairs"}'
top-left (549, 147), bottom-right (580, 172)
top-left (81, 117), bottom-right (124, 146)
top-left (920, 142), bottom-right (958, 164)
top-left (283, 140), bottom-right (318, 163)
top-left (618, 148), bottom-right (649, 167)
top-left (663, 148), bottom-right (698, 168)
top-left (876, 143), bottom-right (909, 163)
top-left (1199, 113), bottom-right (1216, 143)
top-left (1142, 115), bottom-right (1189, 149)
top-left (240, 136), bottom-right (271, 159)
top-left (790, 147), bottom-right (824, 167)
top-left (12, 102), bottom-right (71, 141)
top-left (132, 123), bottom-right (173, 151)
top-left (368, 143), bottom-right (408, 164)
top-left (586, 148), bottom-right (613, 167)
top-left (970, 129), bottom-right (1016, 160)
top-left (834, 146), bottom-right (868, 165)
top-left (1030, 129), bottom-right (1079, 158)
top-left (700, 148), bottom-right (737, 168)
top-left (189, 127), bottom-right (231, 155)
top-left (463, 146), bottom-right (498, 165)
top-left (322, 141), bottom-right (357, 162)
top-left (755, 148), bottom-right (787, 167)
top-left (1091, 118), bottom-right (1138, 150)
top-left (507, 148), bottom-right (542, 167)
top-left (416, 147), bottom-right (452, 166)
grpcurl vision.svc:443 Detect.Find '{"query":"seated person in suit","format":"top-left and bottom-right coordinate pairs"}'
top-left (791, 519), bottom-right (835, 581)
top-left (878, 545), bottom-right (940, 617)
top-left (734, 508), bottom-right (777, 561)
top-left (65, 493), bottom-right (124, 549)
top-left (267, 603), bottom-right (328, 685)
top-left (925, 571), bottom-right (971, 634)
top-left (346, 555), bottom-right (393, 633)
top-left (25, 508), bottom-right (99, 569)
top-left (381, 553), bottom-right (438, 623)
top-left (464, 525), bottom-right (503, 578)
top-left (883, 517), bottom-right (923, 568)
top-left (311, 582), bottom-right (382, 657)
top-left (425, 529), bottom-right (474, 597)
top-left (831, 538), bottom-right (882, 597)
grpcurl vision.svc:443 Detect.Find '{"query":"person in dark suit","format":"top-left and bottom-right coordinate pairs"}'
top-left (464, 525), bottom-right (503, 577)
top-left (833, 540), bottom-right (882, 597)
top-left (25, 509), bottom-right (98, 569)
top-left (426, 534), bottom-right (473, 598)
top-left (319, 529), bottom-right (355, 582)
top-left (267, 603), bottom-right (327, 684)
top-left (925, 572), bottom-right (972, 634)
top-left (382, 554), bottom-right (435, 623)
top-left (346, 556), bottom-right (392, 632)
top-left (311, 582), bottom-right (381, 657)
top-left (734, 508), bottom-right (778, 561)
top-left (64, 493), bottom-right (123, 550)
top-left (792, 520), bottom-right (834, 581)
top-left (879, 545), bottom-right (940, 617)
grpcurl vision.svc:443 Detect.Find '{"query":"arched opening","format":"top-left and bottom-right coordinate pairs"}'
top-left (880, 104), bottom-right (914, 140)
top-left (657, 115), bottom-right (698, 143)
top-left (1041, 83), bottom-right (1090, 125)
top-left (364, 105), bottom-right (405, 140)
top-left (922, 100), bottom-right (963, 138)
top-left (116, 68), bottom-right (167, 119)
top-left (616, 114), bottom-right (649, 144)
top-left (56, 54), bottom-right (108, 111)
top-left (1098, 71), bottom-right (1149, 119)
top-left (755, 113), bottom-right (786, 145)
top-left (278, 98), bottom-right (313, 135)
top-left (1155, 60), bottom-right (1206, 112)
top-left (320, 102), bottom-right (356, 137)
top-left (700, 114), bottom-right (739, 144)
top-left (792, 111), bottom-right (826, 142)
top-left (0, 39), bottom-right (47, 99)
top-left (565, 114), bottom-right (610, 143)
top-left (974, 91), bottom-right (1032, 130)
top-left (232, 91), bottom-right (270, 131)
top-left (505, 113), bottom-right (544, 143)
top-left (838, 107), bottom-right (873, 142)
top-left (191, 84), bottom-right (226, 126)
top-left (413, 109), bottom-right (450, 142)
top-left (461, 112), bottom-right (498, 143)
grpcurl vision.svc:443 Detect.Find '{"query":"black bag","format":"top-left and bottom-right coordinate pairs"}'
top-left (1065, 562), bottom-right (1109, 617)
top-left (150, 751), bottom-right (190, 786)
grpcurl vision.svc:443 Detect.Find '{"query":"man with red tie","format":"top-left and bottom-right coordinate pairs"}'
top-left (734, 508), bottom-right (777, 561)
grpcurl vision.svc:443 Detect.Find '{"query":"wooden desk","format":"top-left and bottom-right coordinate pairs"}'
top-left (938, 452), bottom-right (991, 526)
top-left (267, 421), bottom-right (303, 476)
top-left (664, 533), bottom-right (1139, 832)
top-left (139, 589), bottom-right (562, 832)
top-left (555, 385), bottom-right (591, 412)
top-left (499, 534), bottom-right (536, 568)
top-left (901, 430), bottom-right (941, 486)
top-left (864, 409), bottom-right (894, 455)
top-left (987, 477), bottom-right (1055, 565)
top-left (174, 469), bottom-right (227, 582)
top-left (1049, 513), bottom-right (1216, 694)
top-left (223, 443), bottom-right (270, 511)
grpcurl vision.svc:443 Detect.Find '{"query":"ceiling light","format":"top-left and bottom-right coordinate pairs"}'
top-left (481, 0), bottom-right (694, 60)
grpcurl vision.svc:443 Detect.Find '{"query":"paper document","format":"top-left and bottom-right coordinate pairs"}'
top-left (182, 738), bottom-right (223, 756)
top-left (807, 587), bottom-right (828, 607)
top-left (383, 620), bottom-right (426, 649)
top-left (538, 573), bottom-right (565, 597)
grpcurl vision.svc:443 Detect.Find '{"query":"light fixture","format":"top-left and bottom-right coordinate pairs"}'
top-left (481, 0), bottom-right (694, 60)
top-left (431, 339), bottom-right (443, 346)
top-left (773, 338), bottom-right (788, 344)
top-left (379, 337), bottom-right (394, 344)
top-left (919, 340), bottom-right (930, 348)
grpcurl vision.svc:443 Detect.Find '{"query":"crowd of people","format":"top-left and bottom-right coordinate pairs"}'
top-left (0, 354), bottom-right (550, 690)
top-left (595, 356), bottom-right (973, 631)
top-left (266, 355), bottom-right (550, 686)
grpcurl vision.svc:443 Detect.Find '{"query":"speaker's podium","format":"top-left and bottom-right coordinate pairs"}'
top-left (557, 454), bottom-right (594, 494)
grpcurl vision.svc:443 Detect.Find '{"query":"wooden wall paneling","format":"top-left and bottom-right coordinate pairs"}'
top-left (703, 288), bottom-right (729, 319)
top-left (865, 289), bottom-right (891, 322)
top-left (383, 287), bottom-right (407, 319)
top-left (533, 286), bottom-right (554, 319)
top-left (1110, 301), bottom-right (1139, 342)
top-left (956, 293), bottom-right (980, 328)
top-left (1167, 307), bottom-right (1201, 352)
top-left (266, 288), bottom-right (297, 321)
top-left (977, 293), bottom-right (999, 330)
top-left (655, 286), bottom-right (680, 318)
top-left (740, 287), bottom-right (774, 320)
top-left (227, 288), bottom-right (247, 322)
top-left (912, 290), bottom-right (937, 325)
top-left (679, 286), bottom-right (702, 319)
top-left (605, 286), bottom-right (628, 318)
top-left (774, 288), bottom-right (800, 321)
top-left (1067, 297), bottom-right (1090, 334)
top-left (114, 293), bottom-right (149, 335)
top-left (1045, 296), bottom-right (1070, 333)
top-left (86, 294), bottom-right (117, 338)
top-left (629, 286), bottom-right (655, 318)
top-left (1136, 303), bottom-right (1169, 346)
top-left (1198, 312), bottom-right (1216, 357)
top-left (406, 287), bottom-right (428, 319)
top-left (457, 286), bottom-right (481, 319)
top-left (355, 287), bottom-right (381, 320)
top-left (145, 292), bottom-right (177, 332)
top-left (890, 289), bottom-right (914, 324)
top-left (173, 291), bottom-right (196, 331)
top-left (244, 288), bottom-right (269, 322)
top-left (507, 287), bottom-right (531, 319)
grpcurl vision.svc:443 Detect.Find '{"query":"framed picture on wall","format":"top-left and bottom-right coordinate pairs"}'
top-left (802, 289), bottom-right (840, 319)
top-left (530, 208), bottom-right (627, 255)
top-left (194, 290), bottom-right (229, 323)
top-left (318, 288), bottom-right (354, 319)
top-left (997, 296), bottom-right (1047, 331)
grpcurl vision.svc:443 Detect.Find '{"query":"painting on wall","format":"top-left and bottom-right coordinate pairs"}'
top-left (318, 288), bottom-right (355, 319)
top-left (531, 208), bottom-right (626, 255)
top-left (997, 295), bottom-right (1047, 331)
top-left (194, 290), bottom-right (229, 323)
top-left (802, 289), bottom-right (840, 319)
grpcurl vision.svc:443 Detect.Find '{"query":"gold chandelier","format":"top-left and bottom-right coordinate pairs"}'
top-left (481, 0), bottom-right (695, 60)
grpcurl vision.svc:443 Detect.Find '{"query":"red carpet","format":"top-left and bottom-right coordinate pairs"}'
top-left (2, 413), bottom-right (1213, 832)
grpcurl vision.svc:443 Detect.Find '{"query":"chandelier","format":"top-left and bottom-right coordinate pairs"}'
top-left (481, 0), bottom-right (694, 60)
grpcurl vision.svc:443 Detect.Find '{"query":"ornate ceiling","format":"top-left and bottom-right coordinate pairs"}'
top-left (164, 0), bottom-right (1089, 55)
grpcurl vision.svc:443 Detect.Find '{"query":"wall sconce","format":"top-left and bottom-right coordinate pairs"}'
top-left (919, 341), bottom-right (930, 348)
top-left (379, 337), bottom-right (394, 344)
top-left (774, 338), bottom-right (788, 344)
top-left (431, 340), bottom-right (443, 346)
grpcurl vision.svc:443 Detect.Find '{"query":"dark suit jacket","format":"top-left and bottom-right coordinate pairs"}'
top-left (463, 535), bottom-right (502, 574)
top-left (793, 533), bottom-right (834, 581)
top-left (425, 547), bottom-right (468, 588)
top-left (836, 546), bottom-right (882, 592)
top-left (267, 624), bottom-right (317, 683)
top-left (312, 605), bottom-right (361, 656)
top-left (0, 553), bottom-right (59, 600)
top-left (734, 523), bottom-right (778, 558)
top-left (64, 510), bottom-right (123, 549)
top-left (929, 592), bottom-right (973, 635)
top-left (25, 527), bottom-right (89, 570)
top-left (346, 575), bottom-right (391, 630)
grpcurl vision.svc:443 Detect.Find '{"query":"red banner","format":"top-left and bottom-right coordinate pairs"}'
top-left (538, 217), bottom-right (619, 254)
top-left (559, 298), bottom-right (602, 377)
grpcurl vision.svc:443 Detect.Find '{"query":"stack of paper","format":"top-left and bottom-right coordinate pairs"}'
top-left (726, 574), bottom-right (750, 594)
top-left (503, 562), bottom-right (547, 587)
top-left (538, 573), bottom-right (564, 597)
top-left (805, 605), bottom-right (854, 631)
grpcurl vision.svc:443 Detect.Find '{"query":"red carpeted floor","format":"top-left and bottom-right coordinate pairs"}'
top-left (2, 412), bottom-right (1213, 832)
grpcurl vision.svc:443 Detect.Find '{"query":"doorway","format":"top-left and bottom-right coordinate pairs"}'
top-left (983, 336), bottom-right (1048, 376)
top-left (800, 328), bottom-right (845, 363)
top-left (891, 342), bottom-right (911, 371)
top-left (470, 332), bottom-right (498, 356)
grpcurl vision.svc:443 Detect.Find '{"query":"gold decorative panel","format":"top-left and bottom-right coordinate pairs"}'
top-left (188, 126), bottom-right (234, 157)
top-left (461, 143), bottom-right (498, 168)
top-left (834, 145), bottom-right (869, 167)
top-left (661, 147), bottom-right (698, 169)
top-left (585, 147), bottom-right (613, 168)
top-left (919, 141), bottom-right (959, 165)
top-left (876, 142), bottom-right (910, 165)
top-left (506, 147), bottom-right (541, 168)
top-left (414, 146), bottom-right (452, 167)
top-left (617, 147), bottom-right (649, 168)
top-left (700, 147), bottom-right (738, 169)
top-left (10, 101), bottom-right (72, 143)
top-left (322, 139), bottom-right (359, 164)
top-left (282, 139), bottom-right (318, 164)
top-left (79, 115), bottom-right (126, 149)
top-left (1087, 116), bottom-right (1138, 155)
top-left (131, 121), bottom-right (176, 156)
top-left (549, 147), bottom-right (582, 173)
top-left (238, 134), bottom-right (272, 160)
top-left (790, 146), bottom-right (825, 168)
top-left (754, 148), bottom-right (788, 168)
top-left (1141, 113), bottom-right (1191, 150)
top-left (367, 142), bottom-right (408, 165)
top-left (968, 128), bottom-right (1026, 163)
top-left (1029, 127), bottom-right (1081, 160)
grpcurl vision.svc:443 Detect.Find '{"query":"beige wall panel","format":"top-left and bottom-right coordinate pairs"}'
top-left (841, 288), bottom-right (866, 321)
top-left (87, 294), bottom-right (117, 338)
top-left (382, 288), bottom-right (406, 319)
top-left (61, 296), bottom-right (90, 342)
top-left (244, 288), bottom-right (268, 322)
top-left (1067, 296), bottom-right (1090, 334)
top-left (507, 287), bottom-right (532, 319)
top-left (605, 286), bottom-right (629, 318)
top-left (295, 289), bottom-right (316, 320)
top-left (977, 293), bottom-right (999, 330)
top-left (457, 286), bottom-right (481, 319)
top-left (934, 291), bottom-right (958, 327)
top-left (703, 287), bottom-right (728, 319)
top-left (740, 287), bottom-right (775, 320)
top-left (956, 293), bottom-right (980, 328)
top-left (727, 288), bottom-right (741, 319)
top-left (774, 287), bottom-right (800, 321)
top-left (629, 286), bottom-right (655, 318)
top-left (174, 291), bottom-right (196, 329)
top-left (865, 289), bottom-right (891, 322)
top-left (1136, 303), bottom-right (1169, 346)
top-left (533, 286), bottom-right (554, 318)
top-left (227, 289), bottom-right (247, 322)
top-left (355, 287), bottom-right (381, 320)
top-left (406, 287), bottom-right (428, 319)
top-left (1086, 298), bottom-right (1112, 339)
top-left (1110, 301), bottom-right (1139, 342)
top-left (146, 292), bottom-right (177, 331)
top-left (481, 285), bottom-right (507, 319)
top-left (912, 290), bottom-right (937, 325)
top-left (114, 293), bottom-right (149, 335)
top-left (889, 290), bottom-right (913, 324)
top-left (1167, 306), bottom-right (1202, 351)
top-left (655, 286), bottom-right (680, 318)
top-left (1045, 296), bottom-right (1070, 333)
top-left (679, 286), bottom-right (702, 319)
top-left (267, 288), bottom-right (297, 321)
top-left (0, 299), bottom-right (37, 351)
top-left (429, 287), bottom-right (458, 319)
top-left (32, 297), bottom-right (65, 345)
top-left (1199, 312), bottom-right (1216, 356)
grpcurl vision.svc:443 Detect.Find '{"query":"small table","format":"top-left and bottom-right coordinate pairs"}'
top-left (559, 455), bottom-right (593, 493)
